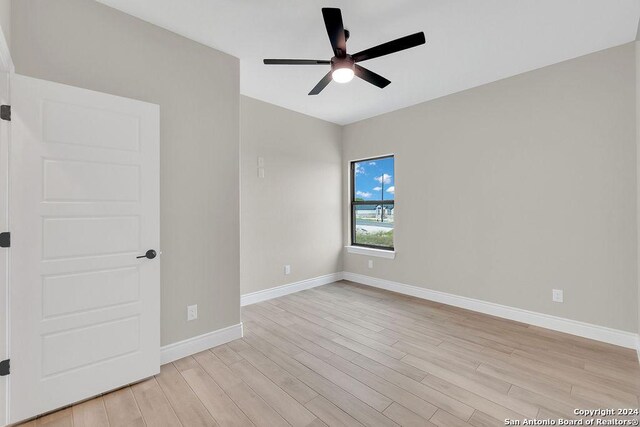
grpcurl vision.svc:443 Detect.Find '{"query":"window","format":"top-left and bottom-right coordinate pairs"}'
top-left (351, 155), bottom-right (394, 250)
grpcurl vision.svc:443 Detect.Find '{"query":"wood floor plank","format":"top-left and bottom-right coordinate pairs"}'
top-left (405, 355), bottom-right (539, 418)
top-left (103, 387), bottom-right (145, 427)
top-left (348, 355), bottom-right (474, 421)
top-left (393, 340), bottom-right (480, 370)
top-left (298, 371), bottom-right (399, 427)
top-left (476, 361), bottom-right (572, 395)
top-left (294, 352), bottom-right (393, 412)
top-left (131, 377), bottom-right (182, 426)
top-left (429, 409), bottom-right (472, 427)
top-left (156, 362), bottom-right (218, 427)
top-left (282, 297), bottom-right (400, 347)
top-left (288, 321), bottom-right (362, 361)
top-left (307, 418), bottom-right (330, 427)
top-left (192, 350), bottom-right (289, 427)
top-left (507, 385), bottom-right (579, 419)
top-left (223, 382), bottom-right (290, 427)
top-left (34, 408), bottom-right (74, 427)
top-left (324, 353), bottom-right (439, 420)
top-left (304, 396), bottom-right (364, 427)
top-left (382, 402), bottom-right (436, 427)
top-left (178, 362), bottom-right (253, 427)
top-left (571, 384), bottom-right (639, 407)
top-left (468, 411), bottom-right (502, 427)
top-left (238, 346), bottom-right (318, 404)
top-left (402, 353), bottom-right (513, 396)
top-left (490, 349), bottom-right (640, 398)
top-left (254, 313), bottom-right (337, 360)
top-left (332, 336), bottom-right (428, 382)
top-left (420, 373), bottom-right (533, 422)
top-left (511, 347), bottom-right (586, 369)
top-left (227, 338), bottom-right (253, 353)
top-left (212, 344), bottom-right (244, 366)
top-left (241, 332), bottom-right (315, 378)
top-left (191, 351), bottom-right (243, 390)
top-left (72, 397), bottom-right (109, 427)
top-left (244, 321), bottom-right (306, 357)
top-left (230, 359), bottom-right (319, 426)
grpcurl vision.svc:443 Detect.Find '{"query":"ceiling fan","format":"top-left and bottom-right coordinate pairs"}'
top-left (263, 8), bottom-right (426, 95)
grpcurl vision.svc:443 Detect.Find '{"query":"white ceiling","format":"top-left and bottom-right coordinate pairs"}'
top-left (96, 0), bottom-right (640, 125)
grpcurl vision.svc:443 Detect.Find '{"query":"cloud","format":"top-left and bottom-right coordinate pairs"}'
top-left (372, 186), bottom-right (382, 191)
top-left (374, 174), bottom-right (392, 184)
top-left (368, 161), bottom-right (376, 166)
top-left (356, 190), bottom-right (372, 199)
top-left (355, 164), bottom-right (365, 175)
top-left (386, 186), bottom-right (395, 194)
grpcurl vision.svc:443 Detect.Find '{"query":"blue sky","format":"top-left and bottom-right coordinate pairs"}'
top-left (354, 157), bottom-right (394, 201)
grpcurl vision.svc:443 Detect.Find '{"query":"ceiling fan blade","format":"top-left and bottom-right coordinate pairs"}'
top-left (309, 71), bottom-right (333, 95)
top-left (354, 65), bottom-right (390, 89)
top-left (352, 32), bottom-right (426, 63)
top-left (263, 59), bottom-right (331, 65)
top-left (322, 8), bottom-right (347, 57)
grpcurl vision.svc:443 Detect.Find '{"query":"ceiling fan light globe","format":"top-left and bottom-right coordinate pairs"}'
top-left (332, 67), bottom-right (354, 83)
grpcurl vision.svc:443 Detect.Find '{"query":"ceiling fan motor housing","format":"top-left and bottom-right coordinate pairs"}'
top-left (331, 55), bottom-right (354, 73)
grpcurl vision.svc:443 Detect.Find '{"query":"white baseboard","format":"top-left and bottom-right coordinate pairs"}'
top-left (160, 323), bottom-right (243, 365)
top-left (343, 272), bottom-right (638, 349)
top-left (241, 272), bottom-right (343, 306)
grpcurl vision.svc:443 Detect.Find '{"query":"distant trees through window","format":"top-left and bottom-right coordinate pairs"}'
top-left (351, 155), bottom-right (394, 250)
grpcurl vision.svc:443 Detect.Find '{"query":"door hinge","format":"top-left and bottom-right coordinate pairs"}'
top-left (0, 359), bottom-right (8, 376)
top-left (0, 105), bottom-right (10, 121)
top-left (0, 232), bottom-right (9, 248)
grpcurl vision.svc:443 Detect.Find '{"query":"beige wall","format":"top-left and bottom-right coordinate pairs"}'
top-left (343, 43), bottom-right (637, 332)
top-left (240, 96), bottom-right (343, 295)
top-left (0, 0), bottom-right (9, 49)
top-left (11, 0), bottom-right (240, 345)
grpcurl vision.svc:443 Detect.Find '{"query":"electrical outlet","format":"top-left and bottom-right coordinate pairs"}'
top-left (258, 157), bottom-right (265, 178)
top-left (552, 289), bottom-right (563, 303)
top-left (187, 304), bottom-right (198, 321)
top-left (284, 265), bottom-right (291, 275)
top-left (368, 259), bottom-right (373, 269)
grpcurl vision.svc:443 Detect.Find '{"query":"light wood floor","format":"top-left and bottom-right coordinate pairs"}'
top-left (18, 281), bottom-right (640, 426)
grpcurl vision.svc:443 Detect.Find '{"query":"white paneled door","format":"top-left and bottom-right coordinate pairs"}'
top-left (8, 74), bottom-right (160, 423)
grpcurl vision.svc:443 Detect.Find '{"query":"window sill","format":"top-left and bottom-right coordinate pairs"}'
top-left (345, 246), bottom-right (396, 259)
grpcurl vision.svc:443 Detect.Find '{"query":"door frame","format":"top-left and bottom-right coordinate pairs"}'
top-left (0, 19), bottom-right (13, 427)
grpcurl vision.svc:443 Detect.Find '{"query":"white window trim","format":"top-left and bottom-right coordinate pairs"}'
top-left (345, 246), bottom-right (396, 259)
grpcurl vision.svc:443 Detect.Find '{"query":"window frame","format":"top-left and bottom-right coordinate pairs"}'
top-left (350, 155), bottom-right (395, 251)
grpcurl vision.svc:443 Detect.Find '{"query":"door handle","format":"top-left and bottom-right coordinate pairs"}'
top-left (137, 249), bottom-right (157, 260)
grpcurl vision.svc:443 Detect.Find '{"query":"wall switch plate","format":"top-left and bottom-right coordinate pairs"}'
top-left (552, 289), bottom-right (563, 303)
top-left (284, 265), bottom-right (291, 275)
top-left (187, 304), bottom-right (198, 321)
top-left (257, 157), bottom-right (264, 167)
top-left (368, 260), bottom-right (373, 269)
top-left (258, 167), bottom-right (265, 178)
